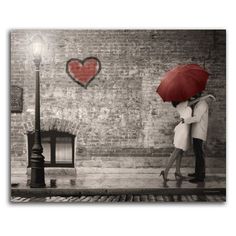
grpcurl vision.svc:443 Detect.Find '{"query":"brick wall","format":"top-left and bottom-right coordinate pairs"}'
top-left (10, 30), bottom-right (226, 172)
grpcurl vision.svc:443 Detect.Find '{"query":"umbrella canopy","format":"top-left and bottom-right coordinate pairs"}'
top-left (156, 64), bottom-right (209, 102)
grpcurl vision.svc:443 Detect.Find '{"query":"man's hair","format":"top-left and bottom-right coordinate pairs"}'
top-left (194, 92), bottom-right (202, 98)
top-left (171, 101), bottom-right (180, 108)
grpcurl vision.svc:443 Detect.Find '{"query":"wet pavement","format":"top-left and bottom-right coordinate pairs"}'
top-left (11, 169), bottom-right (226, 201)
top-left (11, 170), bottom-right (226, 190)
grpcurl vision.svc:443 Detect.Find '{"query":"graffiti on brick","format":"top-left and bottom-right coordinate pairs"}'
top-left (66, 57), bottom-right (101, 89)
top-left (11, 85), bottom-right (23, 113)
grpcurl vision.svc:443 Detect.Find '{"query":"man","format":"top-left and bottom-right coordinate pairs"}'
top-left (182, 93), bottom-right (212, 183)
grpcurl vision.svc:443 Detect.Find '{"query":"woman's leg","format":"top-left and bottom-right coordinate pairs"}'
top-left (176, 150), bottom-right (184, 175)
top-left (164, 148), bottom-right (182, 178)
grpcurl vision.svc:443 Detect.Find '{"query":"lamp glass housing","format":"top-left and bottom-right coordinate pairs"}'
top-left (31, 35), bottom-right (44, 63)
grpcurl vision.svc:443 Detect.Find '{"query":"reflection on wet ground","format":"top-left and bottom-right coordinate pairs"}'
top-left (13, 172), bottom-right (226, 190)
top-left (11, 172), bottom-right (226, 202)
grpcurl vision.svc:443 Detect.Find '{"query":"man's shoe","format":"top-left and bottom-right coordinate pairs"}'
top-left (189, 178), bottom-right (205, 183)
top-left (188, 173), bottom-right (196, 177)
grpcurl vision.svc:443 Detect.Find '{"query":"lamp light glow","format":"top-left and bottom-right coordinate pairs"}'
top-left (31, 35), bottom-right (44, 63)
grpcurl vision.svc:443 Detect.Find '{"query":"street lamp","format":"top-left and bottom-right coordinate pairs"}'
top-left (30, 35), bottom-right (46, 188)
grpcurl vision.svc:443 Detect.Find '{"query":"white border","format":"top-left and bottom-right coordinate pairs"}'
top-left (1, 1), bottom-right (235, 236)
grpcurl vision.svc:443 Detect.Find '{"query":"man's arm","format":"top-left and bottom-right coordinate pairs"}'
top-left (183, 102), bottom-right (207, 124)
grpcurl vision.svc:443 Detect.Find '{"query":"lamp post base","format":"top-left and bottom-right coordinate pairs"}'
top-left (30, 153), bottom-right (46, 188)
top-left (30, 183), bottom-right (46, 188)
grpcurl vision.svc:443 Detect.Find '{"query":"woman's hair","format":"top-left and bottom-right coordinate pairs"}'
top-left (171, 101), bottom-right (180, 107)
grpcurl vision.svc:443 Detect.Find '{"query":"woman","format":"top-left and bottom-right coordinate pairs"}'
top-left (160, 94), bottom-right (215, 182)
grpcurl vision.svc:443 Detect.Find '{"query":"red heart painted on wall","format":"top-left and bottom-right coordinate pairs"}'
top-left (66, 57), bottom-right (101, 88)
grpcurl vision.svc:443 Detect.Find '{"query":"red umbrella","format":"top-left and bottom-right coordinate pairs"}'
top-left (156, 64), bottom-right (209, 102)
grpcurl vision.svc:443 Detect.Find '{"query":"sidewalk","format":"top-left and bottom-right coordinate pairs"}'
top-left (11, 168), bottom-right (226, 197)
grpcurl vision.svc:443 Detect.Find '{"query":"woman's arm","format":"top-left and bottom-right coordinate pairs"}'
top-left (188, 94), bottom-right (216, 106)
top-left (188, 97), bottom-right (201, 106)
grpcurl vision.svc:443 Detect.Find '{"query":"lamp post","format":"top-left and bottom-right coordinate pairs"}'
top-left (30, 35), bottom-right (46, 188)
